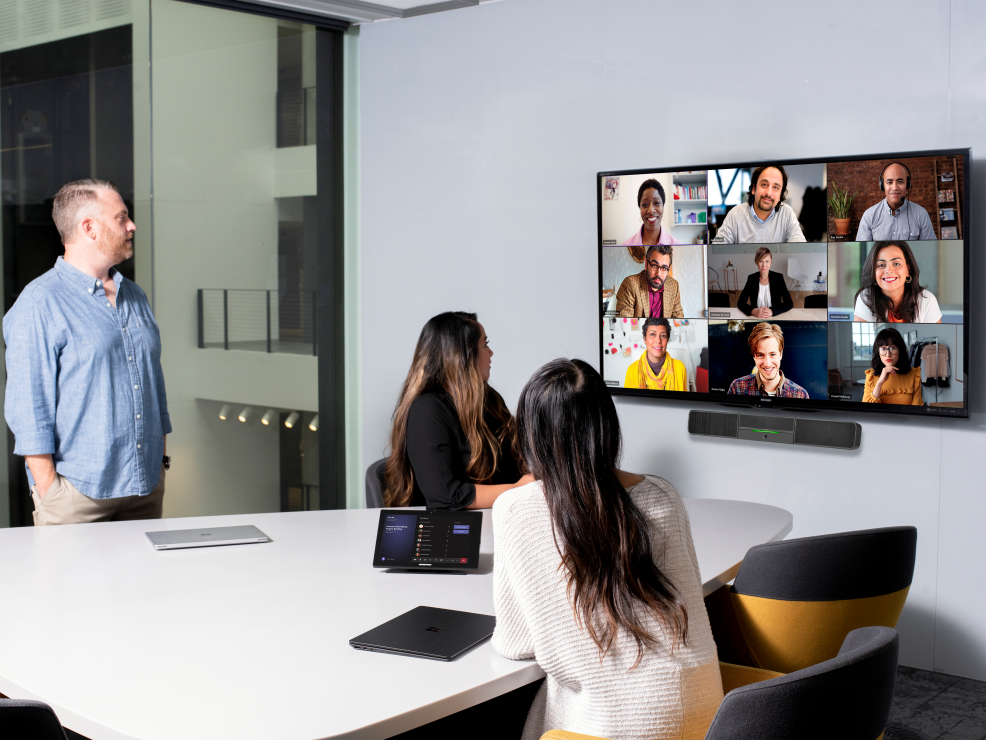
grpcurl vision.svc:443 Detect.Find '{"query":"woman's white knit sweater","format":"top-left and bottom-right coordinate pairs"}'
top-left (491, 475), bottom-right (723, 740)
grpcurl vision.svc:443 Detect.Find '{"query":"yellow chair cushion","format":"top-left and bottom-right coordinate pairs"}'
top-left (718, 661), bottom-right (785, 694)
top-left (731, 586), bottom-right (909, 674)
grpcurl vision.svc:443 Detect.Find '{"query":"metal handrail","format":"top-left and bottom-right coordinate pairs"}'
top-left (197, 288), bottom-right (317, 356)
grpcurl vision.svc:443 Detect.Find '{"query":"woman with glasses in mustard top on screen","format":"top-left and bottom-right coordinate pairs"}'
top-left (863, 328), bottom-right (923, 405)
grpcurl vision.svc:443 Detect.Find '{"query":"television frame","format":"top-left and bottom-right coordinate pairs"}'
top-left (597, 148), bottom-right (971, 420)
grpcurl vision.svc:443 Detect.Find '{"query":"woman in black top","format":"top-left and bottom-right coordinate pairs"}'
top-left (385, 312), bottom-right (529, 510)
top-left (736, 246), bottom-right (793, 318)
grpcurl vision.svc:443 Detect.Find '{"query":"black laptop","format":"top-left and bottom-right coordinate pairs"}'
top-left (349, 606), bottom-right (496, 661)
top-left (372, 509), bottom-right (483, 574)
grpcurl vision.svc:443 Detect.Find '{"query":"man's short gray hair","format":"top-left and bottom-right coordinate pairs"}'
top-left (51, 179), bottom-right (118, 244)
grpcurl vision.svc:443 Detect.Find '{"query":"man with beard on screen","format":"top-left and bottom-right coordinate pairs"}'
top-left (4, 180), bottom-right (171, 525)
top-left (727, 322), bottom-right (809, 398)
top-left (615, 244), bottom-right (684, 318)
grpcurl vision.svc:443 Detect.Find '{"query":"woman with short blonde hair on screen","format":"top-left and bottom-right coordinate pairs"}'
top-left (492, 359), bottom-right (722, 740)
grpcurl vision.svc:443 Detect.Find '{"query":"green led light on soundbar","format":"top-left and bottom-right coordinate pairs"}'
top-left (751, 429), bottom-right (780, 434)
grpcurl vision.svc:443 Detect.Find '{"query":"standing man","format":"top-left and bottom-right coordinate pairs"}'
top-left (4, 179), bottom-right (171, 525)
top-left (615, 244), bottom-right (685, 319)
top-left (856, 162), bottom-right (935, 241)
top-left (711, 165), bottom-right (806, 244)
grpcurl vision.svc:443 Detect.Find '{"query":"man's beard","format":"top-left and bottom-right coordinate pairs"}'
top-left (649, 276), bottom-right (664, 291)
top-left (98, 234), bottom-right (133, 264)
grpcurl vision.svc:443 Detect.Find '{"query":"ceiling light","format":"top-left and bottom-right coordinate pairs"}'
top-left (285, 411), bottom-right (300, 429)
top-left (262, 409), bottom-right (277, 426)
top-left (219, 404), bottom-right (230, 421)
top-left (238, 407), bottom-right (252, 423)
top-left (309, 414), bottom-right (319, 432)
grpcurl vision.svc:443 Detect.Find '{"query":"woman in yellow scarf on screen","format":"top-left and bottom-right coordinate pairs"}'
top-left (624, 317), bottom-right (689, 391)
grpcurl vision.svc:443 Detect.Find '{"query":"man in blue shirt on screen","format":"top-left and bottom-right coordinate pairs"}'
top-left (856, 162), bottom-right (935, 241)
top-left (3, 179), bottom-right (171, 526)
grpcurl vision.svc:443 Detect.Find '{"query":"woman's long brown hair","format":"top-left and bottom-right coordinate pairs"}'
top-left (384, 312), bottom-right (515, 507)
top-left (516, 358), bottom-right (688, 668)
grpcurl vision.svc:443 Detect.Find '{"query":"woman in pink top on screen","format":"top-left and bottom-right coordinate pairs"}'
top-left (623, 179), bottom-right (680, 247)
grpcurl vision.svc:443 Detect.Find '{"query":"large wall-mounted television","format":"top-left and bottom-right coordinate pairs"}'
top-left (598, 149), bottom-right (970, 419)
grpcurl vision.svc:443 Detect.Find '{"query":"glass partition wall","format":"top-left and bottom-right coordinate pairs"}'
top-left (0, 0), bottom-right (347, 526)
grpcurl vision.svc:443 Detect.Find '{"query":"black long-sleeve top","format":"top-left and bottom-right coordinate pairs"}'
top-left (405, 391), bottom-right (520, 510)
top-left (736, 270), bottom-right (794, 317)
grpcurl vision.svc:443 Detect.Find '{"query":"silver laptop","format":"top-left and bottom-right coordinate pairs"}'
top-left (145, 525), bottom-right (270, 550)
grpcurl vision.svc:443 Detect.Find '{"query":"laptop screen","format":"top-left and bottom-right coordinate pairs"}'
top-left (372, 509), bottom-right (482, 571)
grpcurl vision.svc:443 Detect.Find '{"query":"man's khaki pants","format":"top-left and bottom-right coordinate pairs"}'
top-left (31, 465), bottom-right (166, 526)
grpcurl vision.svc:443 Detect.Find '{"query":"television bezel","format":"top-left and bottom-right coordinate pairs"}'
top-left (597, 147), bottom-right (971, 420)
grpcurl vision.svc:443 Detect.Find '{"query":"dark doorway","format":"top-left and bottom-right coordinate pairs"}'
top-left (1, 25), bottom-right (134, 527)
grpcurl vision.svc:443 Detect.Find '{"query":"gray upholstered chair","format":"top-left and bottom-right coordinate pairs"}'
top-left (706, 626), bottom-right (899, 740)
top-left (0, 698), bottom-right (69, 740)
top-left (364, 457), bottom-right (388, 508)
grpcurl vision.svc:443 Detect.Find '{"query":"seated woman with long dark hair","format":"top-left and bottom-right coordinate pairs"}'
top-left (385, 312), bottom-right (529, 510)
top-left (492, 359), bottom-right (722, 740)
top-left (863, 327), bottom-right (923, 405)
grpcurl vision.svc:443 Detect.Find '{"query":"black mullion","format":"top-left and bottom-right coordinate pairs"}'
top-left (315, 28), bottom-right (346, 509)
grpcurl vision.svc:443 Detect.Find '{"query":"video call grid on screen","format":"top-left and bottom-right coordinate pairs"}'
top-left (597, 149), bottom-right (970, 419)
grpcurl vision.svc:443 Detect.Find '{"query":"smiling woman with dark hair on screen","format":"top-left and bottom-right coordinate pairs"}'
top-left (854, 240), bottom-right (942, 323)
top-left (623, 179), bottom-right (680, 247)
top-left (863, 328), bottom-right (923, 405)
top-left (492, 359), bottom-right (722, 740)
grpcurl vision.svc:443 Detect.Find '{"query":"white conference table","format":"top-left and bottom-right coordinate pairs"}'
top-left (0, 499), bottom-right (792, 740)
top-left (707, 307), bottom-right (827, 321)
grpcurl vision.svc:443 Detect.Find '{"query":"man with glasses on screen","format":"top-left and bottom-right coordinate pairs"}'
top-left (711, 165), bottom-right (806, 244)
top-left (615, 244), bottom-right (684, 319)
top-left (856, 162), bottom-right (935, 241)
top-left (3, 179), bottom-right (171, 526)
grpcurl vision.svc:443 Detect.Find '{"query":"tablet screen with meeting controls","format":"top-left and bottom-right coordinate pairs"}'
top-left (598, 149), bottom-right (970, 419)
top-left (372, 509), bottom-right (482, 573)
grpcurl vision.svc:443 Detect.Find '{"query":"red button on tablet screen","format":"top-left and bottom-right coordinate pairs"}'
top-left (460, 558), bottom-right (467, 563)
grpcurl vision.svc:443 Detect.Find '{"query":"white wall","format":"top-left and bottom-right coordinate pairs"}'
top-left (359, 0), bottom-right (986, 680)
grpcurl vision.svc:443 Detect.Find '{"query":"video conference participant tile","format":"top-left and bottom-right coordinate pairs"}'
top-left (708, 320), bottom-right (827, 400)
top-left (827, 240), bottom-right (962, 323)
top-left (827, 322), bottom-right (964, 408)
top-left (826, 155), bottom-right (965, 242)
top-left (602, 317), bottom-right (709, 393)
top-left (601, 243), bottom-right (708, 320)
top-left (600, 170), bottom-right (709, 252)
top-left (707, 243), bottom-right (827, 322)
top-left (708, 163), bottom-right (827, 244)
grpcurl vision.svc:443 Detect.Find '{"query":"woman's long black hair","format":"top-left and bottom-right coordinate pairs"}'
top-left (516, 358), bottom-right (688, 667)
top-left (855, 240), bottom-right (926, 322)
top-left (870, 328), bottom-right (912, 375)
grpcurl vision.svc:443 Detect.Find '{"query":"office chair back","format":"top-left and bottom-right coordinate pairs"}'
top-left (722, 526), bottom-right (916, 674)
top-left (804, 294), bottom-right (828, 309)
top-left (364, 457), bottom-right (388, 508)
top-left (705, 626), bottom-right (899, 740)
top-left (0, 699), bottom-right (69, 740)
top-left (787, 258), bottom-right (810, 281)
top-left (708, 292), bottom-right (730, 308)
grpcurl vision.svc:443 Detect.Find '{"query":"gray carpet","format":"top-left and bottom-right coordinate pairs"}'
top-left (889, 666), bottom-right (985, 740)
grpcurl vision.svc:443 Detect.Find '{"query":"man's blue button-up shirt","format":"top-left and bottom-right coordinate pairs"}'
top-left (3, 257), bottom-right (171, 499)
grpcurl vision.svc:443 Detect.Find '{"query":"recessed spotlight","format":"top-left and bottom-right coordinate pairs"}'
top-left (262, 409), bottom-right (277, 426)
top-left (219, 404), bottom-right (230, 421)
top-left (238, 407), bottom-right (252, 423)
top-left (309, 414), bottom-right (319, 432)
top-left (285, 411), bottom-right (300, 429)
